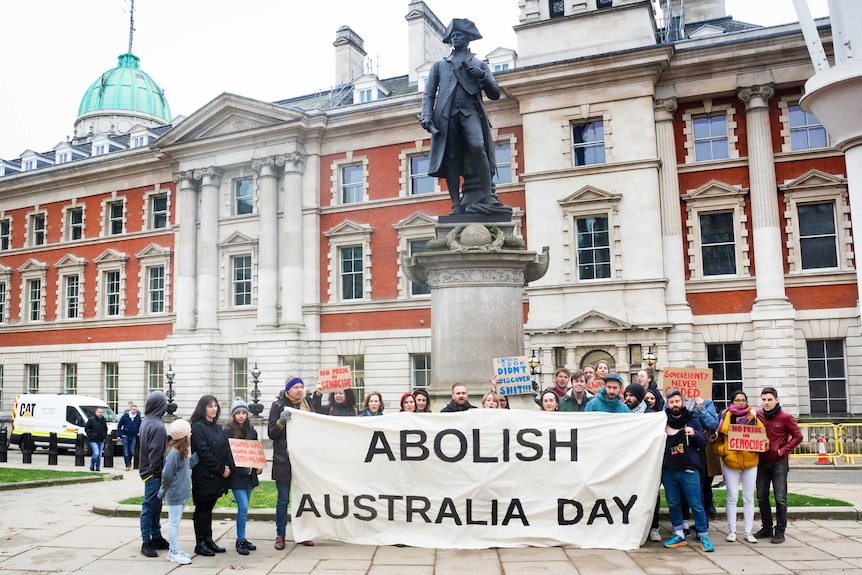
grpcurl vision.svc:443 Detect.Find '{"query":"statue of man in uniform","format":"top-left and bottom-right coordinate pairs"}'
top-left (419, 18), bottom-right (512, 217)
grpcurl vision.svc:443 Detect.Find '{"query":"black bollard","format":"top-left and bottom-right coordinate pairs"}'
top-left (133, 434), bottom-right (140, 470)
top-left (0, 428), bottom-right (7, 463)
top-left (20, 432), bottom-right (34, 464)
top-left (103, 430), bottom-right (115, 468)
top-left (75, 433), bottom-right (86, 467)
top-left (48, 432), bottom-right (58, 465)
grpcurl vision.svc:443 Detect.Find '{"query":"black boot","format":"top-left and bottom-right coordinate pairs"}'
top-left (194, 539), bottom-right (215, 556)
top-left (236, 540), bottom-right (249, 555)
top-left (241, 539), bottom-right (256, 551)
top-left (205, 537), bottom-right (226, 553)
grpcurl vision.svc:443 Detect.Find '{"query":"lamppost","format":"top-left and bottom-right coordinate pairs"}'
top-left (528, 349), bottom-right (542, 391)
top-left (165, 365), bottom-right (177, 415)
top-left (643, 345), bottom-right (658, 369)
top-left (249, 363), bottom-right (264, 417)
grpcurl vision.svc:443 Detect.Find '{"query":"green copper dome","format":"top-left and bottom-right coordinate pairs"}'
top-left (77, 53), bottom-right (171, 122)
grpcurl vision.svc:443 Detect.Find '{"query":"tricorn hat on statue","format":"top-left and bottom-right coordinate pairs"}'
top-left (442, 18), bottom-right (483, 44)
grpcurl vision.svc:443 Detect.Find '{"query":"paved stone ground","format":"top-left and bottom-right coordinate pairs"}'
top-left (2, 456), bottom-right (862, 574)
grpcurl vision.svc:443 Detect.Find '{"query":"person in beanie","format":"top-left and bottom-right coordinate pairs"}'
top-left (661, 389), bottom-right (714, 553)
top-left (268, 375), bottom-right (313, 550)
top-left (139, 390), bottom-right (170, 557)
top-left (624, 384), bottom-right (648, 414)
top-left (224, 397), bottom-right (261, 555)
top-left (158, 419), bottom-right (193, 565)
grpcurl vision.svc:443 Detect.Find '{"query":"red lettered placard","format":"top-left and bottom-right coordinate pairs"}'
top-left (318, 366), bottom-right (353, 392)
top-left (228, 438), bottom-right (267, 468)
top-left (662, 367), bottom-right (713, 400)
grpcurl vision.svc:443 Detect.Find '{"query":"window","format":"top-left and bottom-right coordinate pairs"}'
top-left (28, 278), bottom-right (42, 321)
top-left (235, 178), bottom-right (254, 215)
top-left (359, 88), bottom-right (373, 103)
top-left (807, 340), bottom-right (847, 415)
top-left (699, 212), bottom-right (736, 276)
top-left (232, 255), bottom-right (253, 306)
top-left (550, 0), bottom-right (565, 17)
top-left (340, 246), bottom-right (364, 300)
top-left (493, 63), bottom-right (510, 72)
top-left (707, 343), bottom-right (743, 412)
top-left (104, 362), bottom-right (119, 413)
top-left (412, 354), bottom-right (431, 389)
top-left (147, 361), bottom-right (164, 394)
top-left (23, 160), bottom-right (34, 171)
top-left (151, 193), bottom-right (168, 229)
top-left (67, 207), bottom-right (84, 240)
top-left (576, 216), bottom-right (611, 280)
top-left (493, 142), bottom-right (512, 185)
top-left (0, 282), bottom-right (6, 323)
top-left (232, 358), bottom-right (248, 401)
top-left (340, 355), bottom-right (365, 405)
top-left (31, 214), bottom-right (46, 246)
top-left (57, 152), bottom-right (69, 164)
top-left (409, 239), bottom-right (430, 295)
top-left (26, 364), bottom-right (39, 394)
top-left (789, 105), bottom-right (827, 151)
top-left (0, 219), bottom-right (9, 250)
top-left (410, 155), bottom-right (434, 195)
top-left (147, 266), bottom-right (165, 313)
top-left (797, 203), bottom-right (838, 269)
top-left (133, 136), bottom-right (146, 148)
top-left (104, 270), bottom-right (121, 316)
top-left (107, 201), bottom-right (124, 235)
top-left (94, 144), bottom-right (106, 156)
top-left (64, 363), bottom-right (78, 394)
top-left (553, 347), bottom-right (566, 369)
top-left (693, 114), bottom-right (729, 161)
top-left (572, 121), bottom-right (605, 166)
top-left (341, 165), bottom-right (364, 204)
top-left (64, 275), bottom-right (80, 319)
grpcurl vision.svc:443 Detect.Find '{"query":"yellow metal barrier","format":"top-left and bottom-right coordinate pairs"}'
top-left (789, 422), bottom-right (841, 465)
top-left (837, 423), bottom-right (862, 464)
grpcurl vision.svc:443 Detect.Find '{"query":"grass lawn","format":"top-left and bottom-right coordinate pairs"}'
top-left (0, 468), bottom-right (99, 482)
top-left (118, 481), bottom-right (851, 509)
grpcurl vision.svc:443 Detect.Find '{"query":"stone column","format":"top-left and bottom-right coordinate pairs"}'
top-left (738, 84), bottom-right (791, 313)
top-left (172, 171), bottom-right (198, 332)
top-left (195, 167), bottom-right (221, 332)
top-left (281, 151), bottom-right (307, 326)
top-left (253, 157), bottom-right (280, 329)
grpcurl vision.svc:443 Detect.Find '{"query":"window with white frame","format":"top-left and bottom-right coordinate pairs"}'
top-left (572, 121), bottom-right (605, 166)
top-left (0, 219), bottom-right (10, 250)
top-left (411, 353), bottom-right (431, 389)
top-left (27, 278), bottom-right (42, 321)
top-left (67, 207), bottom-right (84, 241)
top-left (576, 216), bottom-right (611, 280)
top-left (682, 180), bottom-right (750, 279)
top-left (409, 154), bottom-right (434, 195)
top-left (94, 144), bottom-right (106, 156)
top-left (340, 354), bottom-right (365, 405)
top-left (133, 135), bottom-right (146, 148)
top-left (789, 105), bottom-right (827, 151)
top-left (23, 160), bottom-right (34, 171)
top-left (408, 239), bottom-right (431, 295)
top-left (147, 266), bottom-right (165, 313)
top-left (340, 246), bottom-right (364, 300)
top-left (493, 142), bottom-right (512, 185)
top-left (234, 178), bottom-right (254, 215)
top-left (699, 212), bottom-right (737, 276)
top-left (147, 361), bottom-right (164, 394)
top-left (797, 202), bottom-right (838, 270)
top-left (106, 200), bottom-right (124, 235)
top-left (19, 259), bottom-right (47, 322)
top-left (56, 152), bottom-right (69, 164)
top-left (324, 221), bottom-right (373, 303)
top-left (558, 186), bottom-right (622, 283)
top-left (807, 339), bottom-right (847, 415)
top-left (394, 211), bottom-right (437, 299)
top-left (359, 88), bottom-right (373, 103)
top-left (341, 165), bottom-right (364, 204)
top-left (64, 363), bottom-right (78, 394)
top-left (26, 364), bottom-right (39, 393)
top-left (136, 244), bottom-right (171, 316)
top-left (56, 255), bottom-right (86, 320)
top-left (494, 63), bottom-right (509, 72)
top-left (64, 274), bottom-right (81, 319)
top-left (104, 271), bottom-right (121, 316)
top-left (232, 255), bottom-right (253, 306)
top-left (683, 102), bottom-right (739, 164)
top-left (104, 362), bottom-right (119, 412)
top-left (150, 193), bottom-right (169, 229)
top-left (707, 343), bottom-right (743, 412)
top-left (0, 281), bottom-right (6, 323)
top-left (232, 358), bottom-right (248, 400)
top-left (95, 249), bottom-right (127, 318)
top-left (30, 213), bottom-right (46, 246)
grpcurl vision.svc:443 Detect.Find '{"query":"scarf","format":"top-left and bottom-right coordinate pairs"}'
top-left (727, 404), bottom-right (758, 424)
top-left (763, 403), bottom-right (782, 420)
top-left (666, 406), bottom-right (690, 429)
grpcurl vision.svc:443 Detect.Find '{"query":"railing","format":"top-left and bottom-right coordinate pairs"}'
top-left (788, 421), bottom-right (862, 465)
top-left (837, 423), bottom-right (862, 464)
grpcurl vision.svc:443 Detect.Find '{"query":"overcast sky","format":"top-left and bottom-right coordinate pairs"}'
top-left (0, 0), bottom-right (829, 160)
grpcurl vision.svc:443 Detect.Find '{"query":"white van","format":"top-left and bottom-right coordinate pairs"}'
top-left (11, 394), bottom-right (121, 452)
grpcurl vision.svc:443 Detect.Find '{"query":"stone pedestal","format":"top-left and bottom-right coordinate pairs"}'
top-left (403, 223), bottom-right (548, 403)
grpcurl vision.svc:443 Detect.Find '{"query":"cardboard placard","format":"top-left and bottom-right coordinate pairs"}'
top-left (228, 438), bottom-right (267, 468)
top-left (493, 356), bottom-right (534, 396)
top-left (318, 366), bottom-right (352, 392)
top-left (727, 424), bottom-right (767, 452)
top-left (585, 378), bottom-right (604, 394)
top-left (661, 367), bottom-right (713, 400)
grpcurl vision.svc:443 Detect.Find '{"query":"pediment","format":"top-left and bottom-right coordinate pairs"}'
top-left (682, 179), bottom-right (747, 201)
top-left (487, 47), bottom-right (517, 59)
top-left (94, 248), bottom-right (128, 264)
top-left (324, 219), bottom-right (374, 237)
top-left (689, 24), bottom-right (725, 39)
top-left (0, 263), bottom-right (12, 275)
top-left (780, 169), bottom-right (846, 191)
top-left (556, 310), bottom-right (631, 333)
top-left (221, 231), bottom-right (256, 247)
top-left (18, 258), bottom-right (47, 273)
top-left (156, 93), bottom-right (308, 146)
top-left (136, 243), bottom-right (172, 259)
top-left (558, 185), bottom-right (621, 207)
top-left (393, 211), bottom-right (437, 230)
top-left (54, 254), bottom-right (86, 269)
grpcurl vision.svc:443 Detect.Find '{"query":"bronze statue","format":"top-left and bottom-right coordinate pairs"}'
top-left (419, 18), bottom-right (512, 217)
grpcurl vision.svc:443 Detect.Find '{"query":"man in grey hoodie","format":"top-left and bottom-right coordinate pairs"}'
top-left (139, 390), bottom-right (170, 557)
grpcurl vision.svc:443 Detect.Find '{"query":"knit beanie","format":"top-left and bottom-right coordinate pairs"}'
top-left (231, 397), bottom-right (249, 417)
top-left (284, 375), bottom-right (304, 393)
top-left (169, 419), bottom-right (191, 439)
top-left (624, 384), bottom-right (645, 402)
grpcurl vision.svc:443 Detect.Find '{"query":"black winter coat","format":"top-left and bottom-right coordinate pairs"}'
top-left (191, 418), bottom-right (233, 501)
top-left (85, 415), bottom-right (108, 442)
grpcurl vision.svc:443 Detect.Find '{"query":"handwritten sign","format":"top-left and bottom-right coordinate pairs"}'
top-left (585, 378), bottom-right (604, 394)
top-left (493, 356), bottom-right (533, 395)
top-left (662, 367), bottom-right (713, 400)
top-left (727, 424), bottom-right (767, 452)
top-left (318, 366), bottom-right (353, 392)
top-left (228, 438), bottom-right (267, 468)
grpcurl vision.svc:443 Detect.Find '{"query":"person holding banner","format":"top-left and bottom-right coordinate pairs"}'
top-left (413, 388), bottom-right (432, 412)
top-left (400, 392), bottom-right (417, 412)
top-left (636, 368), bottom-right (664, 408)
top-left (268, 375), bottom-right (313, 550)
top-left (224, 397), bottom-right (261, 555)
top-left (559, 370), bottom-right (594, 412)
top-left (644, 389), bottom-right (663, 412)
top-left (359, 391), bottom-right (385, 416)
top-left (584, 374), bottom-right (630, 413)
top-left (313, 388), bottom-right (359, 417)
top-left (441, 383), bottom-right (477, 412)
top-left (713, 391), bottom-right (763, 544)
top-left (540, 389), bottom-right (559, 411)
top-left (481, 390), bottom-right (499, 408)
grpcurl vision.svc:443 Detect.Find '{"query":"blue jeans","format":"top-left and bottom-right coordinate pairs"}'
top-left (233, 488), bottom-right (253, 541)
top-left (89, 441), bottom-right (103, 470)
top-left (663, 468), bottom-right (709, 536)
top-left (167, 503), bottom-right (185, 554)
top-left (757, 458), bottom-right (789, 533)
top-left (121, 435), bottom-right (137, 467)
top-left (140, 475), bottom-right (164, 542)
top-left (275, 481), bottom-right (290, 537)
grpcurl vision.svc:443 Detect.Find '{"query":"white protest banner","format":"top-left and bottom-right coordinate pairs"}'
top-left (728, 424), bottom-right (767, 452)
top-left (318, 366), bottom-right (352, 392)
top-left (493, 356), bottom-right (533, 395)
top-left (228, 438), bottom-right (266, 468)
top-left (285, 410), bottom-right (666, 549)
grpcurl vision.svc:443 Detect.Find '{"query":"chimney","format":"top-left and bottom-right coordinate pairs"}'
top-left (333, 26), bottom-right (367, 85)
top-left (672, 0), bottom-right (726, 24)
top-left (405, 0), bottom-right (448, 83)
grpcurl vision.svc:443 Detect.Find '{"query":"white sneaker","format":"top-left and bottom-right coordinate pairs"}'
top-left (744, 532), bottom-right (758, 544)
top-left (649, 528), bottom-right (662, 542)
top-left (726, 532), bottom-right (737, 542)
top-left (177, 550), bottom-right (192, 560)
top-left (167, 551), bottom-right (192, 565)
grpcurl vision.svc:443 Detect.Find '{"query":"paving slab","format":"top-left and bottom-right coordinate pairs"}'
top-left (500, 560), bottom-right (582, 575)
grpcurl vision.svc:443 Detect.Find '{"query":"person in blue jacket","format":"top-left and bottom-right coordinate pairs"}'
top-left (584, 374), bottom-right (631, 413)
top-left (117, 403), bottom-right (142, 471)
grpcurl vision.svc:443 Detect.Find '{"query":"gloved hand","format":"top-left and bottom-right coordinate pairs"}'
top-left (278, 409), bottom-right (291, 426)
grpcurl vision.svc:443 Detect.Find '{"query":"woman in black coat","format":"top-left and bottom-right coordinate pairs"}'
top-left (189, 395), bottom-right (232, 556)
